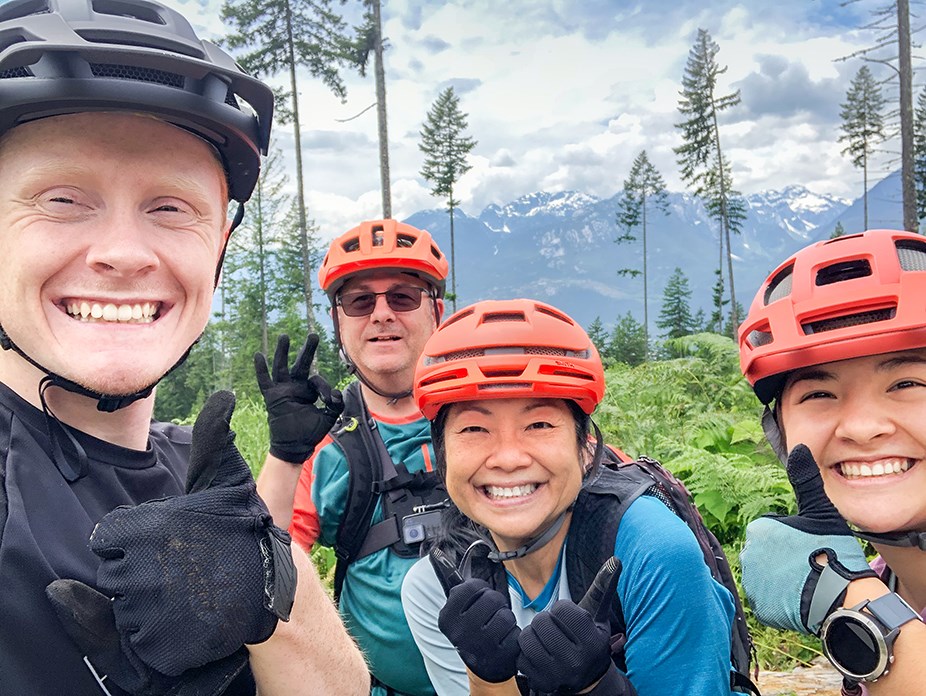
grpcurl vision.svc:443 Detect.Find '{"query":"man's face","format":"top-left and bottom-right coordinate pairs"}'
top-left (335, 271), bottom-right (442, 386)
top-left (0, 112), bottom-right (228, 397)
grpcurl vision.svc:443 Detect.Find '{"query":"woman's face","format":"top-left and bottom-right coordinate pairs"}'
top-left (442, 397), bottom-right (585, 551)
top-left (779, 349), bottom-right (926, 534)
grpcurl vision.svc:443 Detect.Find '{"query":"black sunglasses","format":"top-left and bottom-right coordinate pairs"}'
top-left (337, 285), bottom-right (432, 317)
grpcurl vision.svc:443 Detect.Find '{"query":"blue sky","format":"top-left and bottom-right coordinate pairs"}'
top-left (164, 0), bottom-right (912, 238)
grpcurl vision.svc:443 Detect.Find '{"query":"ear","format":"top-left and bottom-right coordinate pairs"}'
top-left (434, 298), bottom-right (445, 326)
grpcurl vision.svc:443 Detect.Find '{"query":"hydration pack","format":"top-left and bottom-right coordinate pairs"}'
top-left (430, 448), bottom-right (760, 695)
top-left (330, 381), bottom-right (446, 603)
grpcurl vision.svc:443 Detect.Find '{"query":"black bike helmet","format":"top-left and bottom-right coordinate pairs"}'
top-left (0, 0), bottom-right (273, 202)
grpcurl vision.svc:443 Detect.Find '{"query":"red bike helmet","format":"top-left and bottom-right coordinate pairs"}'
top-left (318, 219), bottom-right (448, 299)
top-left (739, 229), bottom-right (926, 404)
top-left (414, 299), bottom-right (605, 420)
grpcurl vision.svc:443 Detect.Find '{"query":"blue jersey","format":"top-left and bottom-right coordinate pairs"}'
top-left (401, 495), bottom-right (736, 696)
top-left (312, 411), bottom-right (437, 696)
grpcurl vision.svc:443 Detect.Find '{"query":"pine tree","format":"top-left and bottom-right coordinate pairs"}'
top-left (839, 65), bottom-right (885, 230)
top-left (914, 84), bottom-right (926, 225)
top-left (346, 0), bottom-right (391, 218)
top-left (616, 150), bottom-right (668, 358)
top-left (221, 0), bottom-right (352, 331)
top-left (608, 312), bottom-right (648, 367)
top-left (831, 221), bottom-right (847, 239)
top-left (674, 28), bottom-right (742, 332)
top-left (419, 87), bottom-right (477, 312)
top-left (657, 268), bottom-right (696, 341)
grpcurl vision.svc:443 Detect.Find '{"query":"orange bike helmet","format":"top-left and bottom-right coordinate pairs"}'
top-left (318, 219), bottom-right (448, 299)
top-left (414, 299), bottom-right (605, 420)
top-left (739, 229), bottom-right (926, 404)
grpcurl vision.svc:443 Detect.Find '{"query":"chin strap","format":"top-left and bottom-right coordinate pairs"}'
top-left (483, 420), bottom-right (608, 564)
top-left (0, 323), bottom-right (194, 413)
top-left (853, 528), bottom-right (926, 551)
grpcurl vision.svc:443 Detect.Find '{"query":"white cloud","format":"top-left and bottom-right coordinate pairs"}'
top-left (160, 0), bottom-right (898, 234)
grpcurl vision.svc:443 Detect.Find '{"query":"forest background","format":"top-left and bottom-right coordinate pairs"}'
top-left (150, 0), bottom-right (926, 676)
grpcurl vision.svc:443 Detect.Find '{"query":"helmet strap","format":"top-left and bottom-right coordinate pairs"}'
top-left (0, 322), bottom-right (194, 412)
top-left (762, 405), bottom-right (788, 464)
top-left (854, 528), bottom-right (926, 551)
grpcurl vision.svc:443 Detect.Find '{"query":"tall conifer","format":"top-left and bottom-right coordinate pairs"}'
top-left (839, 65), bottom-right (885, 230)
top-left (419, 87), bottom-right (477, 312)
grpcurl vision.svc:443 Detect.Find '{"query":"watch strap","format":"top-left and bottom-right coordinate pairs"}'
top-left (861, 593), bottom-right (921, 632)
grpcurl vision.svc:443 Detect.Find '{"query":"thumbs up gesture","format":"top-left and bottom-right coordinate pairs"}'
top-left (740, 444), bottom-right (877, 635)
top-left (517, 557), bottom-right (636, 695)
top-left (47, 391), bottom-right (297, 694)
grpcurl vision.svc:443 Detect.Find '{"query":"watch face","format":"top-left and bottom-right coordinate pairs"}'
top-left (823, 613), bottom-right (885, 680)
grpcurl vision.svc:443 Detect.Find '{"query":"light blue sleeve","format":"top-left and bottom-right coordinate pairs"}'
top-left (401, 557), bottom-right (471, 696)
top-left (615, 496), bottom-right (735, 696)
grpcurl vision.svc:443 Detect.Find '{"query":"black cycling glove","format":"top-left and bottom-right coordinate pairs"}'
top-left (740, 444), bottom-right (878, 634)
top-left (47, 391), bottom-right (297, 692)
top-left (517, 558), bottom-right (631, 695)
top-left (255, 333), bottom-right (343, 463)
top-left (438, 578), bottom-right (521, 684)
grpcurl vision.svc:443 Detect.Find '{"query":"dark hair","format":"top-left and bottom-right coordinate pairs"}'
top-left (426, 399), bottom-right (593, 561)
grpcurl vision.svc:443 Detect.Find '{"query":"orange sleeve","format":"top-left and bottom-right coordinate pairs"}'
top-left (288, 435), bottom-right (331, 551)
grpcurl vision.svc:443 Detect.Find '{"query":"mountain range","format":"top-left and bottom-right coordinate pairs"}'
top-left (405, 169), bottom-right (908, 333)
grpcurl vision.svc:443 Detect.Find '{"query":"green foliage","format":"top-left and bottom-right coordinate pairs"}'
top-left (840, 65), bottom-right (886, 171)
top-left (914, 84), bottom-right (926, 223)
top-left (656, 268), bottom-right (696, 340)
top-left (831, 221), bottom-right (846, 239)
top-left (606, 312), bottom-right (648, 367)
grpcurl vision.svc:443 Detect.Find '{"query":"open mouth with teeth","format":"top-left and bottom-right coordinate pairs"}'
top-left (837, 458), bottom-right (914, 481)
top-left (63, 300), bottom-right (161, 324)
top-left (483, 483), bottom-right (541, 500)
top-left (369, 335), bottom-right (401, 342)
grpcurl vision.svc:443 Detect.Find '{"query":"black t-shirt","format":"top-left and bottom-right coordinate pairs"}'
top-left (0, 382), bottom-right (254, 695)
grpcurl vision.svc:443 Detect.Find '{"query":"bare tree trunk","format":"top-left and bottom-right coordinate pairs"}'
top-left (285, 0), bottom-right (316, 331)
top-left (712, 111), bottom-right (737, 328)
top-left (642, 192), bottom-right (649, 359)
top-left (448, 197), bottom-right (457, 314)
top-left (371, 0), bottom-right (391, 219)
top-left (864, 153), bottom-right (869, 230)
top-left (898, 0), bottom-right (917, 231)
top-left (256, 179), bottom-right (269, 355)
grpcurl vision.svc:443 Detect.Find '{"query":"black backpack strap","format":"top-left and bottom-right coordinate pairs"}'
top-left (330, 382), bottom-right (386, 603)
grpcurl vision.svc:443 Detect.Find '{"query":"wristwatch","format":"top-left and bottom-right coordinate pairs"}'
top-left (820, 592), bottom-right (922, 682)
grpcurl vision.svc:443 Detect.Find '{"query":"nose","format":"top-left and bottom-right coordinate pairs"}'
top-left (834, 393), bottom-right (896, 445)
top-left (84, 209), bottom-right (160, 277)
top-left (369, 292), bottom-right (396, 323)
top-left (484, 430), bottom-right (532, 472)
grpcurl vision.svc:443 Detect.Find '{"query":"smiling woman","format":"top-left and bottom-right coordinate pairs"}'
top-left (401, 298), bottom-right (741, 696)
top-left (738, 229), bottom-right (926, 695)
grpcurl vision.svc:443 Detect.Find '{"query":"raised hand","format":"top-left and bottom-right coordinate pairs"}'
top-left (48, 391), bottom-right (297, 694)
top-left (740, 444), bottom-right (877, 634)
top-left (517, 557), bottom-right (635, 695)
top-left (438, 578), bottom-right (521, 684)
top-left (255, 333), bottom-right (344, 464)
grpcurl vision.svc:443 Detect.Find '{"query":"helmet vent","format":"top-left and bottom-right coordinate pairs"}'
top-left (0, 1), bottom-right (49, 22)
top-left (746, 328), bottom-right (773, 348)
top-left (764, 265), bottom-right (793, 305)
top-left (0, 65), bottom-right (30, 79)
top-left (441, 307), bottom-right (474, 329)
top-left (478, 382), bottom-right (531, 392)
top-left (341, 236), bottom-right (360, 253)
top-left (396, 233), bottom-right (416, 248)
top-left (90, 62), bottom-right (183, 88)
top-left (896, 240), bottom-right (926, 271)
top-left (803, 307), bottom-right (895, 335)
top-left (430, 245), bottom-right (443, 261)
top-left (815, 259), bottom-right (871, 286)
top-left (91, 0), bottom-right (167, 25)
top-left (483, 311), bottom-right (525, 323)
top-left (536, 305), bottom-right (574, 324)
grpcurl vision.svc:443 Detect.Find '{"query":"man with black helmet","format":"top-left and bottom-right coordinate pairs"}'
top-left (0, 1), bottom-right (368, 694)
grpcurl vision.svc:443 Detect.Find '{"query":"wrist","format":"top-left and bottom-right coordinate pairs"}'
top-left (579, 667), bottom-right (634, 695)
top-left (268, 446), bottom-right (308, 465)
